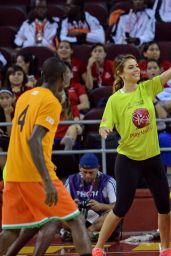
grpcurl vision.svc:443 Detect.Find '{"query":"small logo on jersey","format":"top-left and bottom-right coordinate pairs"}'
top-left (46, 116), bottom-right (54, 125)
top-left (104, 72), bottom-right (111, 79)
top-left (132, 108), bottom-right (150, 128)
top-left (31, 90), bottom-right (39, 95)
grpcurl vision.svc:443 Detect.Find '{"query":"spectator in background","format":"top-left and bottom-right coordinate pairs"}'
top-left (14, 0), bottom-right (59, 49)
top-left (138, 41), bottom-right (171, 84)
top-left (54, 88), bottom-right (82, 150)
top-left (139, 41), bottom-right (171, 81)
top-left (54, 64), bottom-right (88, 150)
top-left (0, 89), bottom-right (14, 172)
top-left (3, 65), bottom-right (28, 102)
top-left (85, 43), bottom-right (114, 91)
top-left (155, 0), bottom-right (171, 22)
top-left (54, 91), bottom-right (82, 150)
top-left (15, 52), bottom-right (39, 88)
top-left (60, 153), bottom-right (122, 242)
top-left (57, 40), bottom-right (86, 83)
top-left (110, 0), bottom-right (155, 46)
top-left (146, 59), bottom-right (171, 119)
top-left (146, 60), bottom-right (171, 173)
top-left (0, 52), bottom-right (7, 88)
top-left (0, 52), bottom-right (7, 69)
top-left (56, 0), bottom-right (105, 44)
top-left (64, 63), bottom-right (90, 116)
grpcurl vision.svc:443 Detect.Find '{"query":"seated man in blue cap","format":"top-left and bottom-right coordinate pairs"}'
top-left (60, 153), bottom-right (122, 241)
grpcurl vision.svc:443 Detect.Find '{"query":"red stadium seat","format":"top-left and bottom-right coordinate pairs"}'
top-left (0, 0), bottom-right (30, 4)
top-left (89, 86), bottom-right (113, 108)
top-left (72, 44), bottom-right (92, 64)
top-left (0, 7), bottom-right (26, 28)
top-left (18, 46), bottom-right (55, 69)
top-left (0, 27), bottom-right (16, 48)
top-left (46, 0), bottom-right (66, 3)
top-left (155, 22), bottom-right (171, 42)
top-left (84, 3), bottom-right (108, 27)
top-left (106, 43), bottom-right (141, 61)
top-left (47, 5), bottom-right (65, 18)
top-left (83, 107), bottom-right (104, 133)
top-left (110, 1), bottom-right (132, 12)
top-left (158, 42), bottom-right (171, 62)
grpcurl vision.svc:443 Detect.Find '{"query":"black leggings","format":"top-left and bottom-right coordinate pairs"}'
top-left (113, 154), bottom-right (170, 217)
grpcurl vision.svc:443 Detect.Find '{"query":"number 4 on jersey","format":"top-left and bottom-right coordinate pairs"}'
top-left (18, 105), bottom-right (29, 132)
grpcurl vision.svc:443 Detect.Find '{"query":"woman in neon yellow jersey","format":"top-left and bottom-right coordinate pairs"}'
top-left (92, 55), bottom-right (171, 256)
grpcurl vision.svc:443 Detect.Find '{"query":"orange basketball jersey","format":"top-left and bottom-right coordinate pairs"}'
top-left (6, 87), bottom-right (61, 182)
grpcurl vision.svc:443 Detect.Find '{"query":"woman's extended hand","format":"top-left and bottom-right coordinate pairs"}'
top-left (99, 127), bottom-right (112, 139)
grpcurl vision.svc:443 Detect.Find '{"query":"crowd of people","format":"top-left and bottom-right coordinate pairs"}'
top-left (0, 0), bottom-right (171, 255)
top-left (0, 2), bottom-right (171, 174)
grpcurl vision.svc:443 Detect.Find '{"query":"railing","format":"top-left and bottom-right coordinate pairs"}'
top-left (0, 118), bottom-right (171, 174)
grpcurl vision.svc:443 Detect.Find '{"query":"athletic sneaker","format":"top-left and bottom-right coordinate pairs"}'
top-left (160, 248), bottom-right (171, 256)
top-left (92, 248), bottom-right (103, 256)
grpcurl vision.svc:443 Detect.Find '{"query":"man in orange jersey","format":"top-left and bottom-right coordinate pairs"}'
top-left (0, 57), bottom-right (92, 256)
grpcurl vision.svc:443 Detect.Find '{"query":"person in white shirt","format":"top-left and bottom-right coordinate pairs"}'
top-left (14, 0), bottom-right (59, 49)
top-left (155, 0), bottom-right (171, 22)
top-left (110, 0), bottom-right (156, 46)
top-left (0, 52), bottom-right (7, 68)
top-left (57, 0), bottom-right (105, 44)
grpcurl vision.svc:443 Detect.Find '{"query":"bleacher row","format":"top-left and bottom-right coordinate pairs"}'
top-left (1, 42), bottom-right (171, 72)
top-left (0, 0), bottom-right (171, 68)
top-left (0, 4), bottom-right (171, 36)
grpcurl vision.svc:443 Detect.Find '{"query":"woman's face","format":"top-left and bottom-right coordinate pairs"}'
top-left (91, 46), bottom-right (106, 62)
top-left (0, 93), bottom-right (13, 108)
top-left (144, 43), bottom-right (160, 60)
top-left (146, 61), bottom-right (160, 78)
top-left (16, 56), bottom-right (29, 74)
top-left (9, 71), bottom-right (24, 87)
top-left (57, 42), bottom-right (73, 60)
top-left (121, 58), bottom-right (140, 83)
top-left (62, 66), bottom-right (73, 88)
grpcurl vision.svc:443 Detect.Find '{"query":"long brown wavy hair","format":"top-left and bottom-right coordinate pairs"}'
top-left (62, 89), bottom-right (73, 120)
top-left (113, 54), bottom-right (137, 92)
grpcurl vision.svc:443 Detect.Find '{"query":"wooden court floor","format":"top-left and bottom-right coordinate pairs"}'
top-left (17, 234), bottom-right (165, 255)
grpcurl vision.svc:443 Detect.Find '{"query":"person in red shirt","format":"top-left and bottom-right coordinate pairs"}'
top-left (54, 89), bottom-right (82, 150)
top-left (57, 40), bottom-right (86, 83)
top-left (85, 43), bottom-right (114, 90)
top-left (55, 63), bottom-right (89, 150)
top-left (0, 89), bottom-right (14, 173)
top-left (139, 41), bottom-right (171, 79)
top-left (3, 65), bottom-right (29, 102)
top-left (15, 52), bottom-right (39, 88)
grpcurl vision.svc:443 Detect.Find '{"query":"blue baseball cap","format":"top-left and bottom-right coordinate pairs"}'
top-left (79, 153), bottom-right (99, 169)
